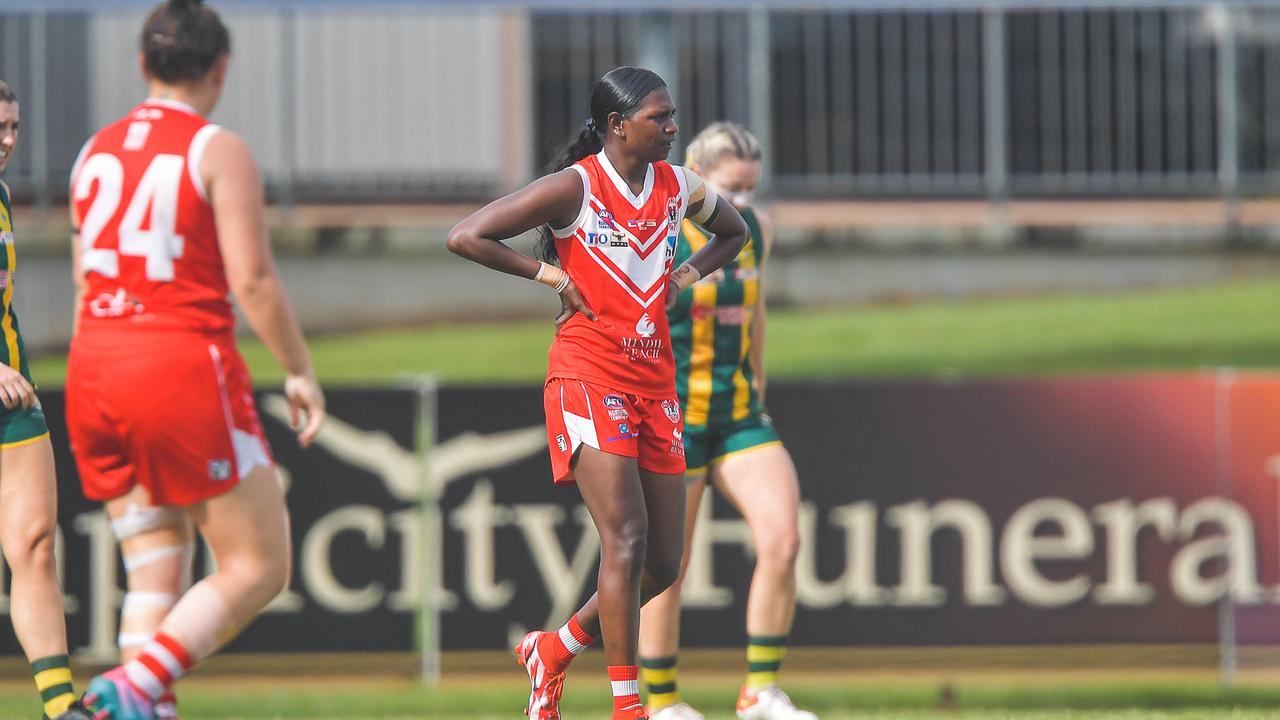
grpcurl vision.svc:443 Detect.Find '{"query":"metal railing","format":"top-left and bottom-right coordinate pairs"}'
top-left (0, 2), bottom-right (1278, 207)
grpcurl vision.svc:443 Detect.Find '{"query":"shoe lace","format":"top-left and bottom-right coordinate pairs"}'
top-left (540, 670), bottom-right (565, 717)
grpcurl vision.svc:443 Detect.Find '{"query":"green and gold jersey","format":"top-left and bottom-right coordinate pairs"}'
top-left (668, 206), bottom-right (765, 428)
top-left (0, 183), bottom-right (32, 383)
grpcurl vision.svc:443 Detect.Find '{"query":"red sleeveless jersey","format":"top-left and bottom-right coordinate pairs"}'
top-left (70, 99), bottom-right (232, 338)
top-left (546, 152), bottom-right (690, 397)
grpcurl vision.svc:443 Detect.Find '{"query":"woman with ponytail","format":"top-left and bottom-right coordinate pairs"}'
top-left (69, 2), bottom-right (325, 718)
top-left (638, 123), bottom-right (818, 720)
top-left (449, 66), bottom-right (748, 720)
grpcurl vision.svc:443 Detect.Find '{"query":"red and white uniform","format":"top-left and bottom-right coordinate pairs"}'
top-left (544, 151), bottom-right (692, 482)
top-left (67, 99), bottom-right (271, 506)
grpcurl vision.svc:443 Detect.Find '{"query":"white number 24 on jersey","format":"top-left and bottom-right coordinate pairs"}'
top-left (74, 153), bottom-right (187, 282)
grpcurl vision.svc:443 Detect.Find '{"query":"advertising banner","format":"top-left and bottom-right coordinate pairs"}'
top-left (2, 375), bottom-right (1278, 657)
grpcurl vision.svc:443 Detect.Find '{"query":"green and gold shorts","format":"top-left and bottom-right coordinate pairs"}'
top-left (683, 412), bottom-right (782, 478)
top-left (0, 399), bottom-right (50, 449)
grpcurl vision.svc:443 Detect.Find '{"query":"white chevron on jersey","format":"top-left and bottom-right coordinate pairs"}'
top-left (577, 195), bottom-right (680, 308)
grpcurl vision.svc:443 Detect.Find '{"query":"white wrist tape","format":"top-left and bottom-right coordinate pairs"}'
top-left (534, 261), bottom-right (571, 293)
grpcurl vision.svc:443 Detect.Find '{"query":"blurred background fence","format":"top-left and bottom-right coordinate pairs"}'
top-left (3, 1), bottom-right (1280, 208)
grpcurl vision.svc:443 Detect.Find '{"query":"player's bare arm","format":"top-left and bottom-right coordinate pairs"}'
top-left (448, 168), bottom-right (596, 323)
top-left (68, 189), bottom-right (87, 338)
top-left (204, 130), bottom-right (325, 446)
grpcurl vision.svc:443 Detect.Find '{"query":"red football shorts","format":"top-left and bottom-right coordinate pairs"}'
top-left (66, 332), bottom-right (274, 506)
top-left (544, 377), bottom-right (686, 484)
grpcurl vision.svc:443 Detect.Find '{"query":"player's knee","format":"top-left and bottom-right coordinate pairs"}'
top-left (253, 546), bottom-right (291, 598)
top-left (758, 525), bottom-right (801, 571)
top-left (601, 523), bottom-right (648, 575)
top-left (647, 551), bottom-right (681, 592)
top-left (221, 543), bottom-right (289, 598)
top-left (4, 517), bottom-right (56, 576)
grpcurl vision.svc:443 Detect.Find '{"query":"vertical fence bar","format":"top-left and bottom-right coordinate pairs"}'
top-left (278, 6), bottom-right (296, 214)
top-left (1090, 9), bottom-right (1113, 175)
top-left (1139, 10), bottom-right (1164, 175)
top-left (882, 12), bottom-right (905, 178)
top-left (747, 4), bottom-right (773, 194)
top-left (1266, 11), bottom-right (1280, 178)
top-left (29, 7), bottom-right (49, 214)
top-left (1166, 9), bottom-right (1189, 174)
top-left (956, 11), bottom-right (981, 177)
top-left (418, 378), bottom-right (441, 686)
top-left (932, 12), bottom-right (955, 177)
top-left (984, 8), bottom-right (1008, 206)
top-left (1215, 2), bottom-right (1239, 230)
top-left (906, 11), bottom-right (930, 183)
top-left (1039, 10), bottom-right (1063, 176)
top-left (830, 11), bottom-right (855, 176)
top-left (804, 11), bottom-right (829, 178)
top-left (856, 11), bottom-right (880, 176)
top-left (1115, 9), bottom-right (1139, 174)
top-left (1064, 9), bottom-right (1088, 174)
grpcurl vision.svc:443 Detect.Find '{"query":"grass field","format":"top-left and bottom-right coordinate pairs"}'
top-left (5, 674), bottom-right (1280, 719)
top-left (26, 277), bottom-right (1280, 386)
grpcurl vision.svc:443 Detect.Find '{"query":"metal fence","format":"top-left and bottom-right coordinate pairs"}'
top-left (1, 2), bottom-right (1279, 205)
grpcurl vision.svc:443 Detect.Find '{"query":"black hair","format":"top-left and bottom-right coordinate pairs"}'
top-left (537, 66), bottom-right (667, 264)
top-left (141, 0), bottom-right (231, 85)
top-left (0, 81), bottom-right (15, 104)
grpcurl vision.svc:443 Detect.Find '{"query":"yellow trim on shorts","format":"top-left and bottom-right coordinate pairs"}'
top-left (685, 463), bottom-right (709, 478)
top-left (0, 431), bottom-right (49, 450)
top-left (708, 440), bottom-right (784, 468)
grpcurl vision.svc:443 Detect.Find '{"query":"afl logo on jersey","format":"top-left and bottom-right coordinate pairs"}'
top-left (603, 394), bottom-right (626, 410)
top-left (663, 399), bottom-right (682, 425)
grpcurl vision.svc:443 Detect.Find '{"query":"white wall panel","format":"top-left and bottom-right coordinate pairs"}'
top-left (87, 7), bottom-right (507, 189)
